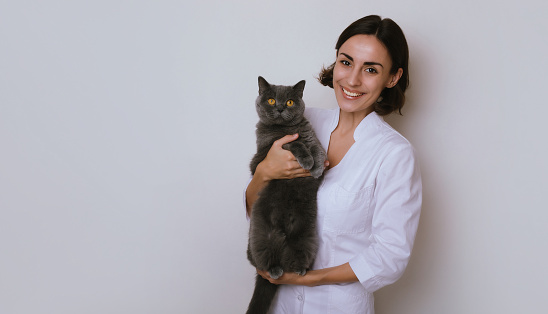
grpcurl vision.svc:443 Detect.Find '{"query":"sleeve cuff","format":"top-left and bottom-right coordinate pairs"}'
top-left (348, 255), bottom-right (379, 292)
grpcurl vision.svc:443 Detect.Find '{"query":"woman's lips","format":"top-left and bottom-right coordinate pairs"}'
top-left (342, 87), bottom-right (365, 98)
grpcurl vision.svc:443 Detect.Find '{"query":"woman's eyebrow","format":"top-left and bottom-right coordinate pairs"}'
top-left (340, 52), bottom-right (384, 68)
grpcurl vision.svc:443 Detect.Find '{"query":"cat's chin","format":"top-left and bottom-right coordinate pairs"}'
top-left (264, 116), bottom-right (298, 126)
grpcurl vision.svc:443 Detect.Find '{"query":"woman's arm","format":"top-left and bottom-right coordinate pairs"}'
top-left (258, 144), bottom-right (421, 291)
top-left (347, 144), bottom-right (422, 292)
top-left (257, 263), bottom-right (358, 287)
top-left (245, 134), bottom-right (317, 216)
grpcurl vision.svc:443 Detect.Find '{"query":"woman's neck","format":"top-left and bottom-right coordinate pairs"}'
top-left (336, 107), bottom-right (373, 136)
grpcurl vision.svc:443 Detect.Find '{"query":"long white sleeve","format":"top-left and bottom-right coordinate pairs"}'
top-left (348, 143), bottom-right (422, 292)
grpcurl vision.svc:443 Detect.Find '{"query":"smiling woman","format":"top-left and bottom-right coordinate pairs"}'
top-left (318, 15), bottom-right (409, 116)
top-left (245, 14), bottom-right (421, 314)
top-left (332, 34), bottom-right (403, 117)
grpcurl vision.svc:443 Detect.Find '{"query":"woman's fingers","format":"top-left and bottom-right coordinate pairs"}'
top-left (257, 269), bottom-right (277, 284)
top-left (257, 133), bottom-right (317, 180)
top-left (281, 160), bottom-right (310, 179)
top-left (256, 268), bottom-right (309, 286)
top-left (273, 134), bottom-right (299, 149)
top-left (257, 269), bottom-right (268, 279)
top-left (293, 167), bottom-right (311, 177)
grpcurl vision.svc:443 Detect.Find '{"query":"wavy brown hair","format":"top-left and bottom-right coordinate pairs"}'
top-left (318, 15), bottom-right (409, 115)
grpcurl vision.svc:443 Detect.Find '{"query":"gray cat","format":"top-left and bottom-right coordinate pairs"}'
top-left (246, 76), bottom-right (326, 314)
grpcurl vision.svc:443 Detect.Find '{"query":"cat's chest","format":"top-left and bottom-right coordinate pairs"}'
top-left (256, 126), bottom-right (296, 146)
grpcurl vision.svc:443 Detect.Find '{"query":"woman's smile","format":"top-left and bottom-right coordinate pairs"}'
top-left (341, 87), bottom-right (365, 99)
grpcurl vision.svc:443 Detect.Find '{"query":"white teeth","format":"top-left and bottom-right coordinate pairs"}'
top-left (343, 88), bottom-right (364, 97)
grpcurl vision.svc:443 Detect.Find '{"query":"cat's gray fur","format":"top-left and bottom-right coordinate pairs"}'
top-left (246, 76), bottom-right (326, 314)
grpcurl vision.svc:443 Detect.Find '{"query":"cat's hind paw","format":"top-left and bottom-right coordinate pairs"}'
top-left (295, 269), bottom-right (307, 276)
top-left (269, 266), bottom-right (284, 280)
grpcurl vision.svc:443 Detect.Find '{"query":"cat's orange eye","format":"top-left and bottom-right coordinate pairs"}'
top-left (268, 98), bottom-right (276, 105)
top-left (286, 100), bottom-right (294, 107)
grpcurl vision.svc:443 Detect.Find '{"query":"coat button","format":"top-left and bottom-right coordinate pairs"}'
top-left (297, 295), bottom-right (303, 301)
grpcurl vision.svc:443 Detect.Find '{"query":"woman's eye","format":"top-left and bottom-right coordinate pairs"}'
top-left (365, 67), bottom-right (378, 74)
top-left (341, 60), bottom-right (351, 66)
top-left (268, 98), bottom-right (276, 105)
top-left (286, 100), bottom-right (294, 107)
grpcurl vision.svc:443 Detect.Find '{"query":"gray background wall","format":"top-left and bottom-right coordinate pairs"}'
top-left (1, 0), bottom-right (547, 313)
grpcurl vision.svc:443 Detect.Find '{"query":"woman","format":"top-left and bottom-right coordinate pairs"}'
top-left (245, 15), bottom-right (422, 313)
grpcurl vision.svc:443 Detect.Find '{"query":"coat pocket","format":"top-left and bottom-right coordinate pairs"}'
top-left (324, 184), bottom-right (373, 234)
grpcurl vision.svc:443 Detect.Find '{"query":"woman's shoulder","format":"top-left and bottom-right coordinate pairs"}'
top-left (373, 116), bottom-right (409, 143)
top-left (371, 115), bottom-right (417, 158)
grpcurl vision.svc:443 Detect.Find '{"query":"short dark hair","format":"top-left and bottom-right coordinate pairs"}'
top-left (318, 15), bottom-right (409, 115)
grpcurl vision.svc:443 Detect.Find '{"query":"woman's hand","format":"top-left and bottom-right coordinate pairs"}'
top-left (256, 263), bottom-right (358, 287)
top-left (246, 134), bottom-right (306, 216)
top-left (256, 134), bottom-right (311, 181)
top-left (256, 269), bottom-right (318, 287)
top-left (245, 134), bottom-right (329, 216)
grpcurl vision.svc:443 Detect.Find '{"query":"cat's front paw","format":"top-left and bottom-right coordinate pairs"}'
top-left (297, 156), bottom-right (314, 170)
top-left (269, 266), bottom-right (284, 280)
top-left (310, 166), bottom-right (324, 179)
top-left (295, 269), bottom-right (307, 276)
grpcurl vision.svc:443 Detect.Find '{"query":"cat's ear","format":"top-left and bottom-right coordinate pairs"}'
top-left (292, 80), bottom-right (306, 98)
top-left (258, 76), bottom-right (271, 94)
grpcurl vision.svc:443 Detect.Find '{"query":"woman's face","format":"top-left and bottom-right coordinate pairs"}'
top-left (333, 34), bottom-right (402, 115)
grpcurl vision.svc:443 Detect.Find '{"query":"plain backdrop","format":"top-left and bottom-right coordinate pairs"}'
top-left (1, 0), bottom-right (547, 313)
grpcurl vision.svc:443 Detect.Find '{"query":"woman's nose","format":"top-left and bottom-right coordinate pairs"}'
top-left (347, 68), bottom-right (361, 86)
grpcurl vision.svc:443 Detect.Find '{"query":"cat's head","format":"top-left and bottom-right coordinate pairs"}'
top-left (256, 76), bottom-right (306, 126)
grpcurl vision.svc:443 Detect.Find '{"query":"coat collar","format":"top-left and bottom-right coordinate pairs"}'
top-left (329, 109), bottom-right (382, 141)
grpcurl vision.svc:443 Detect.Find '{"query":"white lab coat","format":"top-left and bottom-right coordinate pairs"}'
top-left (247, 107), bottom-right (422, 314)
